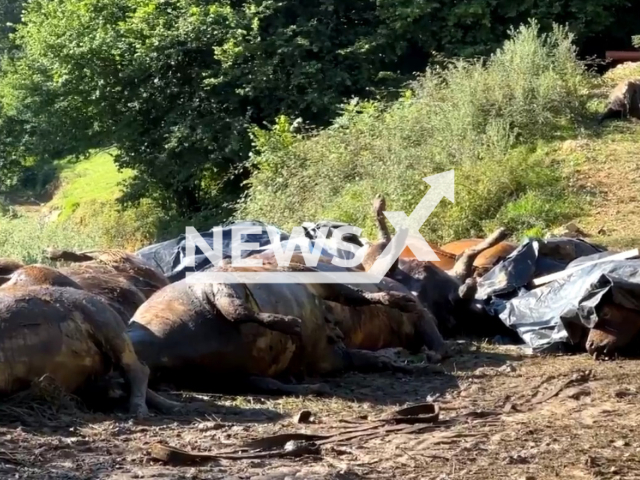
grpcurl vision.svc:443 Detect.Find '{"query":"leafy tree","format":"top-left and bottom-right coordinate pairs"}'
top-left (0, 0), bottom-right (635, 216)
top-left (0, 0), bottom-right (24, 55)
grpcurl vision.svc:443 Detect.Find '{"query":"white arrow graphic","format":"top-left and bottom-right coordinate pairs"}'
top-left (186, 170), bottom-right (455, 284)
top-left (367, 170), bottom-right (455, 279)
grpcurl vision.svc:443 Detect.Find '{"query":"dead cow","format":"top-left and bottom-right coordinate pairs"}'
top-left (0, 258), bottom-right (23, 276)
top-left (370, 195), bottom-right (513, 338)
top-left (46, 248), bottom-right (169, 299)
top-left (439, 238), bottom-right (517, 277)
top-left (128, 263), bottom-right (444, 394)
top-left (374, 196), bottom-right (516, 276)
top-left (0, 285), bottom-right (180, 417)
top-left (586, 303), bottom-right (640, 358)
top-left (598, 78), bottom-right (640, 124)
top-left (0, 264), bottom-right (148, 325)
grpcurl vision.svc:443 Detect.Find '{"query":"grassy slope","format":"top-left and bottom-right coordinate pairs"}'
top-left (0, 151), bottom-right (159, 262)
top-left (1, 64), bottom-right (640, 262)
top-left (571, 62), bottom-right (640, 249)
top-left (48, 151), bottom-right (133, 220)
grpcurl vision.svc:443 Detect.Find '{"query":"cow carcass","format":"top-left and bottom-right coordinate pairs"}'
top-left (45, 248), bottom-right (170, 297)
top-left (0, 265), bottom-right (181, 413)
top-left (586, 303), bottom-right (640, 358)
top-left (373, 195), bottom-right (515, 276)
top-left (369, 195), bottom-right (513, 338)
top-left (0, 264), bottom-right (148, 324)
top-left (598, 78), bottom-right (640, 124)
top-left (439, 239), bottom-right (517, 277)
top-left (0, 258), bottom-right (23, 276)
top-left (128, 263), bottom-right (444, 394)
top-left (0, 286), bottom-right (151, 416)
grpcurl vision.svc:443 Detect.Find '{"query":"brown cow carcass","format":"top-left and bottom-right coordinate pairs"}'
top-left (375, 194), bottom-right (516, 275)
top-left (241, 197), bottom-right (513, 342)
top-left (439, 238), bottom-right (517, 277)
top-left (0, 258), bottom-right (23, 276)
top-left (586, 303), bottom-right (640, 359)
top-left (45, 248), bottom-right (169, 298)
top-left (0, 286), bottom-right (152, 416)
top-left (369, 195), bottom-right (515, 339)
top-left (128, 263), bottom-right (444, 394)
top-left (598, 78), bottom-right (640, 124)
top-left (1, 264), bottom-right (149, 324)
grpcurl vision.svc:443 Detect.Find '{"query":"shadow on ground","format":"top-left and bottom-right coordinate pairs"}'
top-left (0, 340), bottom-right (526, 436)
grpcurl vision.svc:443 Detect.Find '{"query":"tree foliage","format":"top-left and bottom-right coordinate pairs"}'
top-left (0, 0), bottom-right (635, 216)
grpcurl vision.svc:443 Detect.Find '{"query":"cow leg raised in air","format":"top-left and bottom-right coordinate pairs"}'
top-left (212, 282), bottom-right (304, 336)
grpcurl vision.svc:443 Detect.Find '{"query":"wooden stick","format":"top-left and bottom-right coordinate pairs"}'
top-left (530, 248), bottom-right (639, 287)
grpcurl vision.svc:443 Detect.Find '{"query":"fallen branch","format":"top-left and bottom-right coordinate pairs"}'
top-left (149, 402), bottom-right (441, 466)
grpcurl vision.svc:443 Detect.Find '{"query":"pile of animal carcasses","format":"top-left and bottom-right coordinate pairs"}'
top-left (1, 194), bottom-right (605, 417)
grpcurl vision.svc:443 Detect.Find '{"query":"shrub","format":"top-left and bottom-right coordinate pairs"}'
top-left (239, 21), bottom-right (590, 243)
top-left (1, 0), bottom-right (631, 216)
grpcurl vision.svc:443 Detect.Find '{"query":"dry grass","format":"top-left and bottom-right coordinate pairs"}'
top-left (601, 62), bottom-right (640, 86)
top-left (2, 342), bottom-right (640, 479)
top-left (554, 62), bottom-right (640, 250)
top-left (570, 124), bottom-right (640, 249)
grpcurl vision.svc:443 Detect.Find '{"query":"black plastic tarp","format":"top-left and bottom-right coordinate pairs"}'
top-left (136, 220), bottom-right (367, 282)
top-left (475, 237), bottom-right (609, 351)
top-left (476, 237), bottom-right (606, 301)
top-left (495, 260), bottom-right (640, 351)
top-left (136, 221), bottom-right (289, 282)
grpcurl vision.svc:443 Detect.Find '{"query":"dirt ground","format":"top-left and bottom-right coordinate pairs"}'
top-left (2, 341), bottom-right (640, 480)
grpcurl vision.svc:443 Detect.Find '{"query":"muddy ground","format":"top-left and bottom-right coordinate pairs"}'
top-left (2, 341), bottom-right (640, 480)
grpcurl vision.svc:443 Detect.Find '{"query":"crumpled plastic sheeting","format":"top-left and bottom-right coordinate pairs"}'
top-left (497, 260), bottom-right (640, 351)
top-left (136, 221), bottom-right (289, 282)
top-left (475, 237), bottom-right (607, 351)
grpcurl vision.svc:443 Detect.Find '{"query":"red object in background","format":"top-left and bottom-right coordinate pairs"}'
top-left (606, 51), bottom-right (640, 62)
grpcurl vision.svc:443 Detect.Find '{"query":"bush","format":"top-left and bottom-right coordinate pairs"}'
top-left (1, 0), bottom-right (632, 217)
top-left (239, 21), bottom-right (590, 243)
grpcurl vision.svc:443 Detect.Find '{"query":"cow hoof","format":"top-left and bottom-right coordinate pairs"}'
top-left (131, 402), bottom-right (150, 419)
top-left (285, 316), bottom-right (303, 336)
top-left (586, 329), bottom-right (617, 359)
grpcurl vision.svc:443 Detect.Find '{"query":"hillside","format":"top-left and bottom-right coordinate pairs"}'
top-left (239, 27), bottom-right (640, 248)
top-left (572, 62), bottom-right (640, 249)
top-left (0, 152), bottom-right (159, 262)
top-left (1, 61), bottom-right (639, 262)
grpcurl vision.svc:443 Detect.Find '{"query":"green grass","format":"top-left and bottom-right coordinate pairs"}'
top-left (49, 150), bottom-right (134, 221)
top-left (0, 150), bottom-right (164, 262)
top-left (0, 214), bottom-right (104, 264)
